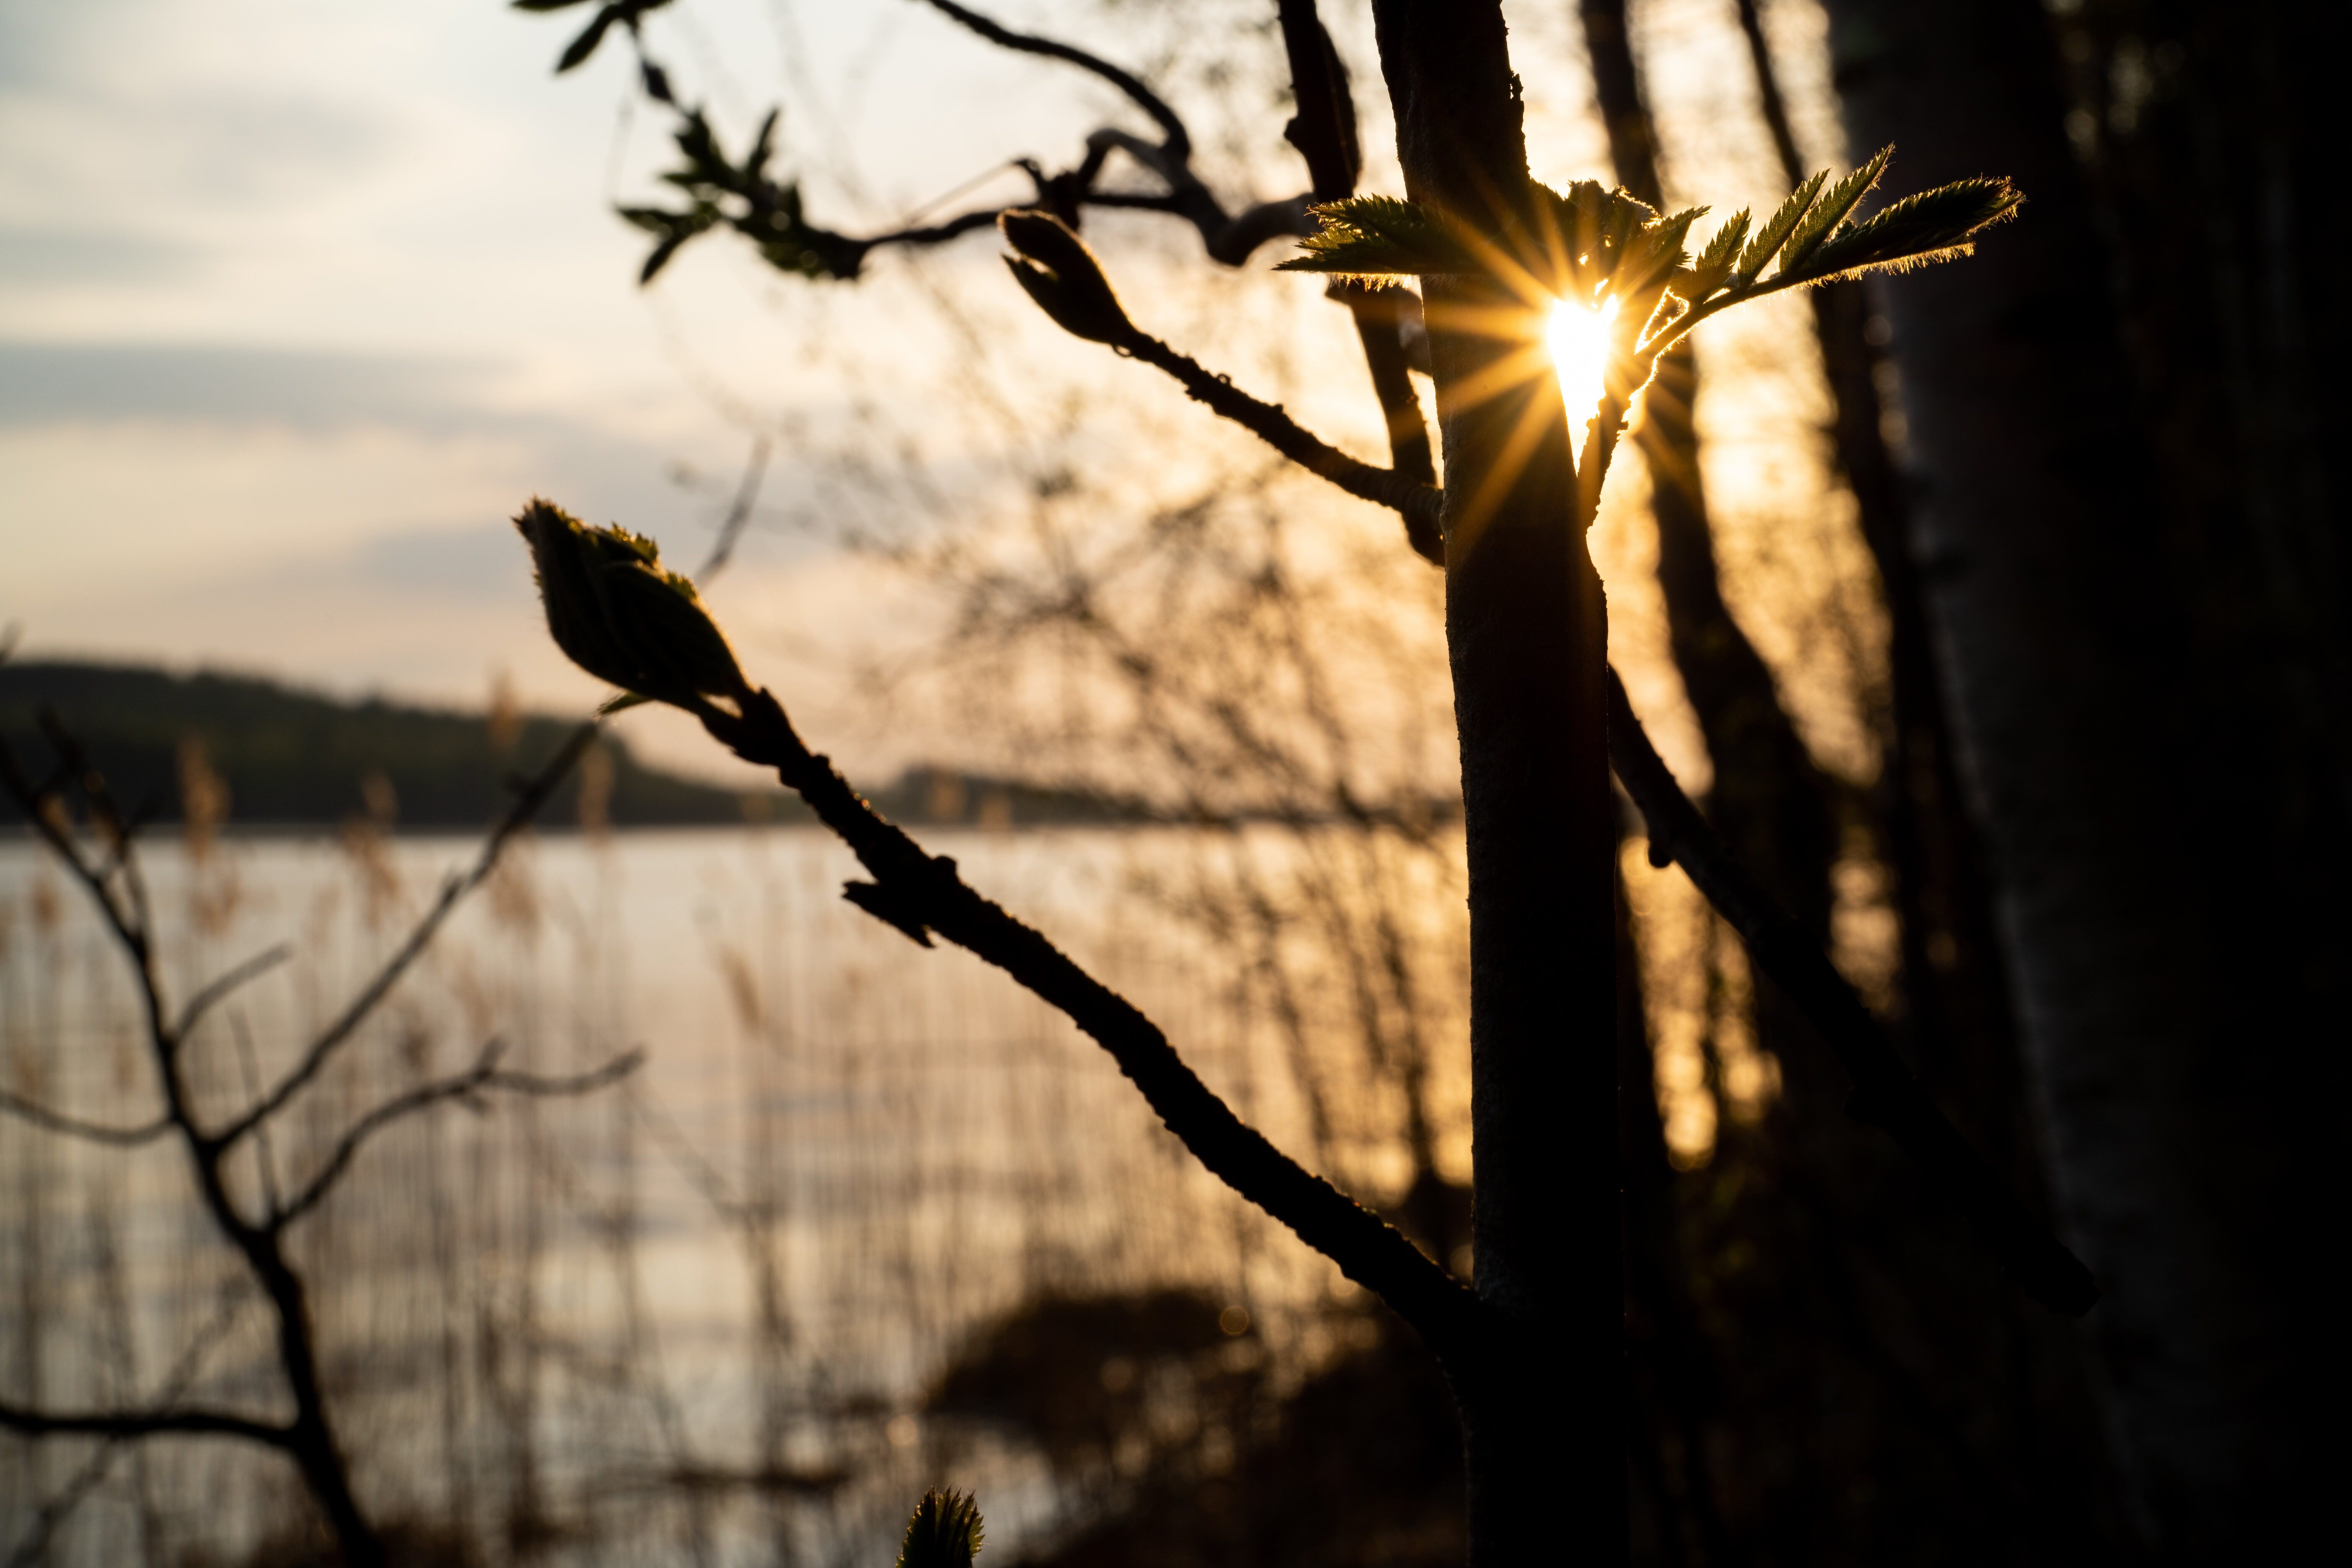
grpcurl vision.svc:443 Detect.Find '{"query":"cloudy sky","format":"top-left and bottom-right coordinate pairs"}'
top-left (2, 0), bottom-right (1856, 782)
top-left (0, 0), bottom-right (1191, 771)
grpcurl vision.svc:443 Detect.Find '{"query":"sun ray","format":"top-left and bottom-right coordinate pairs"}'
top-left (1449, 375), bottom-right (1576, 556)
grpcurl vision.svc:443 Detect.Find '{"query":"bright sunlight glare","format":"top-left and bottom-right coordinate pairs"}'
top-left (1547, 296), bottom-right (1618, 420)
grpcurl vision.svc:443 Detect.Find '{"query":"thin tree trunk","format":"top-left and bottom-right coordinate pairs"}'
top-left (1818, 0), bottom-right (2348, 1552)
top-left (1366, 3), bottom-right (1624, 1557)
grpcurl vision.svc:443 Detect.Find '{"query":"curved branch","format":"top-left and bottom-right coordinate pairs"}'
top-left (0, 1090), bottom-right (170, 1147)
top-left (693, 688), bottom-right (1489, 1371)
top-left (273, 1039), bottom-right (643, 1230)
top-left (1113, 330), bottom-right (1444, 542)
top-left (174, 944), bottom-right (294, 1041)
top-left (210, 722), bottom-right (600, 1154)
top-left (915, 0), bottom-right (1190, 155)
top-left (0, 1399), bottom-right (290, 1447)
top-left (1602, 668), bottom-right (2099, 1315)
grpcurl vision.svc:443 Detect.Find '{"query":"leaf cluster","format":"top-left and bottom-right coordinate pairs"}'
top-left (1279, 147), bottom-right (2021, 348)
top-left (617, 108), bottom-right (870, 284)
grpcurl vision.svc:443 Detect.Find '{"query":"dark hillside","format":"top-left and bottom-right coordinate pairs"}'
top-left (0, 661), bottom-right (1155, 830)
top-left (0, 660), bottom-right (791, 829)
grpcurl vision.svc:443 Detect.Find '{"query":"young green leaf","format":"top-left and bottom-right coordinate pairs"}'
top-left (1273, 195), bottom-right (1476, 281)
top-left (896, 1490), bottom-right (984, 1568)
top-left (1777, 146), bottom-right (1892, 275)
top-left (1682, 208), bottom-right (1751, 302)
top-left (1793, 176), bottom-right (2023, 284)
top-left (1730, 170), bottom-right (1826, 291)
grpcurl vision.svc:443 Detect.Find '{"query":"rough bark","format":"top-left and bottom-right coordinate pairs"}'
top-left (1366, 3), bottom-right (1625, 1557)
top-left (1818, 0), bottom-right (2352, 1553)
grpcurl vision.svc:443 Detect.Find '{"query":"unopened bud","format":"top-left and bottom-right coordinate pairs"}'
top-left (513, 498), bottom-right (748, 708)
top-left (998, 209), bottom-right (1135, 346)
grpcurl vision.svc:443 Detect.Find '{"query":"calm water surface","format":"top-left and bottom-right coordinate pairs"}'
top-left (0, 825), bottom-right (1369, 1565)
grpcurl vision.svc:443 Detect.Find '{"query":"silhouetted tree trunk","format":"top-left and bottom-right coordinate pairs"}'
top-left (1819, 0), bottom-right (2352, 1554)
top-left (1367, 3), bottom-right (1625, 1557)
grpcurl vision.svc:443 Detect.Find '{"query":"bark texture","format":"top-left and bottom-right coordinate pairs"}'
top-left (1819, 0), bottom-right (2352, 1554)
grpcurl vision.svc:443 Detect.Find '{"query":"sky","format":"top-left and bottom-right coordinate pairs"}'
top-left (0, 0), bottom-right (1861, 786)
top-left (0, 0), bottom-right (1172, 777)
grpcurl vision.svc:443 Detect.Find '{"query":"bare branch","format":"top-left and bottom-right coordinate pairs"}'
top-left (696, 434), bottom-right (773, 582)
top-left (0, 1090), bottom-right (170, 1147)
top-left (691, 688), bottom-right (1489, 1370)
top-left (174, 944), bottom-right (294, 1041)
top-left (0, 1399), bottom-right (289, 1447)
top-left (210, 721), bottom-right (600, 1154)
top-left (1602, 668), bottom-right (2098, 1315)
top-left (272, 1039), bottom-right (644, 1230)
top-left (1114, 330), bottom-right (1444, 542)
top-left (915, 0), bottom-right (1190, 154)
top-left (6, 1284), bottom-right (248, 1568)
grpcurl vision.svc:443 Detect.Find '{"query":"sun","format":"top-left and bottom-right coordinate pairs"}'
top-left (1547, 296), bottom-right (1618, 421)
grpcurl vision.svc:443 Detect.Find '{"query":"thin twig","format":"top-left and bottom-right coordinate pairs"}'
top-left (1115, 330), bottom-right (1445, 540)
top-left (915, 0), bottom-right (1190, 152)
top-left (691, 686), bottom-right (1489, 1369)
top-left (0, 1091), bottom-right (171, 1147)
top-left (272, 1040), bottom-right (644, 1229)
top-left (174, 944), bottom-right (294, 1041)
top-left (1602, 668), bottom-right (2098, 1315)
top-left (697, 434), bottom-right (773, 582)
top-left (209, 721), bottom-right (601, 1154)
top-left (5, 1284), bottom-right (247, 1568)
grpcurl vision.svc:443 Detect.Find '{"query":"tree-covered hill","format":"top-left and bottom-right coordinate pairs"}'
top-left (0, 660), bottom-right (792, 829)
top-left (0, 660), bottom-right (1155, 831)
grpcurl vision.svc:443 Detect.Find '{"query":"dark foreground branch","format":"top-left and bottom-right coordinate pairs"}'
top-left (0, 1400), bottom-right (290, 1447)
top-left (1603, 669), bottom-right (2098, 1315)
top-left (694, 688), bottom-right (1487, 1367)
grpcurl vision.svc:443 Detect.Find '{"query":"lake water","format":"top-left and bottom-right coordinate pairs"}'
top-left (0, 823), bottom-right (1463, 1566)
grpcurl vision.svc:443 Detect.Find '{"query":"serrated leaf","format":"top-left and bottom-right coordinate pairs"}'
top-left (1694, 210), bottom-right (1750, 275)
top-left (1275, 195), bottom-right (1475, 278)
top-left (1779, 146), bottom-right (1891, 274)
top-left (1793, 176), bottom-right (2022, 284)
top-left (1731, 170), bottom-right (1826, 289)
top-left (1681, 208), bottom-right (1751, 301)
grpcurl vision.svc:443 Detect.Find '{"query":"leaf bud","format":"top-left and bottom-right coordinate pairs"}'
top-left (514, 498), bottom-right (748, 708)
top-left (998, 209), bottom-right (1135, 346)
